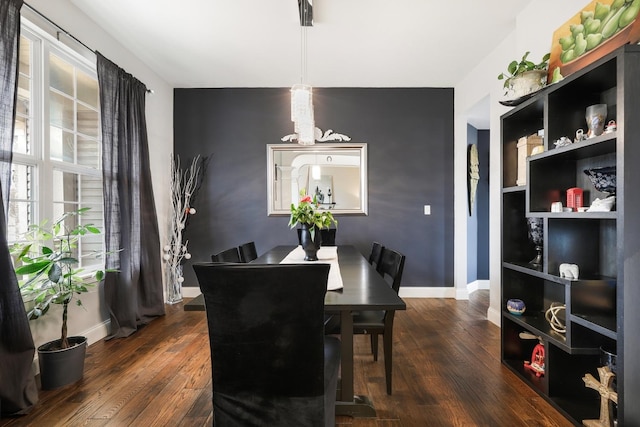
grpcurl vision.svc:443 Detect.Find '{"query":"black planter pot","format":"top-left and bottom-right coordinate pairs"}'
top-left (299, 223), bottom-right (322, 261)
top-left (38, 336), bottom-right (87, 390)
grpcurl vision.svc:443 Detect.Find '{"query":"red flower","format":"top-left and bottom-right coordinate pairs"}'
top-left (300, 195), bottom-right (312, 203)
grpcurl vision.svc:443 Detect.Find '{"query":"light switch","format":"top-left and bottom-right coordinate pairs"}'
top-left (424, 205), bottom-right (431, 215)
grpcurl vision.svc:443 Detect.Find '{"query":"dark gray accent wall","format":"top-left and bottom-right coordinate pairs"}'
top-left (173, 88), bottom-right (454, 288)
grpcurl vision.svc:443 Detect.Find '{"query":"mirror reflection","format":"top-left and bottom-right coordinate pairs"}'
top-left (267, 143), bottom-right (367, 215)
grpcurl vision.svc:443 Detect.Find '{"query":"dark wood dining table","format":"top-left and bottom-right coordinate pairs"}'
top-left (185, 245), bottom-right (406, 417)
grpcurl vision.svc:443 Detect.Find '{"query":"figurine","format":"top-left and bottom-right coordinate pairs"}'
top-left (574, 128), bottom-right (587, 143)
top-left (524, 342), bottom-right (545, 377)
top-left (587, 196), bottom-right (616, 212)
top-left (559, 263), bottom-right (579, 279)
top-left (605, 120), bottom-right (617, 133)
top-left (554, 136), bottom-right (572, 148)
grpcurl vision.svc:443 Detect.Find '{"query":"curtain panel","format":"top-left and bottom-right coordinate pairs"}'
top-left (97, 53), bottom-right (164, 339)
top-left (0, 0), bottom-right (39, 416)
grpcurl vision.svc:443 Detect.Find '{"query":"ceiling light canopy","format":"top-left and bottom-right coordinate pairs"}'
top-left (298, 0), bottom-right (313, 27)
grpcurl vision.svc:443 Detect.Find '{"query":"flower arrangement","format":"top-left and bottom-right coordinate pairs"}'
top-left (288, 189), bottom-right (337, 239)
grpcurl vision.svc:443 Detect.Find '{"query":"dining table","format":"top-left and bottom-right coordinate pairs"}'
top-left (185, 244), bottom-right (406, 417)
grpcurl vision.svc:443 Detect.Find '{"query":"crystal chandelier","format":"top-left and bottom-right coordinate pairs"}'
top-left (291, 0), bottom-right (315, 145)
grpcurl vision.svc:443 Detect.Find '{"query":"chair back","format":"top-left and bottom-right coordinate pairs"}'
top-left (320, 229), bottom-right (336, 246)
top-left (192, 263), bottom-right (332, 427)
top-left (238, 241), bottom-right (258, 263)
top-left (368, 242), bottom-right (384, 270)
top-left (377, 248), bottom-right (405, 294)
top-left (211, 247), bottom-right (241, 263)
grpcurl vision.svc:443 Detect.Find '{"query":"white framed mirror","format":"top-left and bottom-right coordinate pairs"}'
top-left (267, 143), bottom-right (368, 216)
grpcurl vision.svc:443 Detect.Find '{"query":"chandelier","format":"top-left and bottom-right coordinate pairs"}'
top-left (291, 0), bottom-right (315, 145)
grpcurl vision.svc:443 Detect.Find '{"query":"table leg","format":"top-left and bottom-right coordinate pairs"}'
top-left (335, 310), bottom-right (376, 418)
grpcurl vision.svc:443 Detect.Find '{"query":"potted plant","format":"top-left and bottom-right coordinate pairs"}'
top-left (498, 51), bottom-right (551, 99)
top-left (289, 190), bottom-right (337, 261)
top-left (10, 208), bottom-right (112, 389)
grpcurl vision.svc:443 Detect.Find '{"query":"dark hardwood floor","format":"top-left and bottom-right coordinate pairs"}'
top-left (0, 291), bottom-right (573, 426)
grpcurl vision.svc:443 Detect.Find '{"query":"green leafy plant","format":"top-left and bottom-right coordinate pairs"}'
top-left (497, 51), bottom-right (551, 89)
top-left (10, 208), bottom-right (112, 350)
top-left (289, 189), bottom-right (337, 238)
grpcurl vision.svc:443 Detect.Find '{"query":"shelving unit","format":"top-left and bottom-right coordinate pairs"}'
top-left (500, 44), bottom-right (640, 426)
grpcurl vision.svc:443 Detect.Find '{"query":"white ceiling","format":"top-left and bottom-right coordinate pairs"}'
top-left (69, 0), bottom-right (532, 90)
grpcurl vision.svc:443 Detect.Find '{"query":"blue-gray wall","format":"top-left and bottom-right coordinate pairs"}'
top-left (173, 88), bottom-right (454, 288)
top-left (466, 125), bottom-right (489, 283)
top-left (477, 129), bottom-right (490, 279)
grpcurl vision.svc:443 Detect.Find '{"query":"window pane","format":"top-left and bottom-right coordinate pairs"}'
top-left (13, 115), bottom-right (30, 155)
top-left (8, 164), bottom-right (34, 242)
top-left (77, 70), bottom-right (98, 109)
top-left (49, 53), bottom-right (74, 96)
top-left (77, 103), bottom-right (99, 138)
top-left (19, 36), bottom-right (30, 77)
top-left (9, 164), bottom-right (33, 200)
top-left (50, 91), bottom-right (74, 129)
top-left (50, 126), bottom-right (74, 163)
top-left (6, 201), bottom-right (33, 241)
top-left (80, 175), bottom-right (104, 209)
top-left (16, 41), bottom-right (31, 155)
top-left (16, 92), bottom-right (29, 116)
top-left (52, 170), bottom-right (78, 203)
top-left (77, 136), bottom-right (100, 169)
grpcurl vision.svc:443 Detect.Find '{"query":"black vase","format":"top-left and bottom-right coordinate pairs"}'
top-left (300, 223), bottom-right (322, 261)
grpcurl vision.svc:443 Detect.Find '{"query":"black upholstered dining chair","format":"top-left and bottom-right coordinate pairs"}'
top-left (352, 247), bottom-right (405, 395)
top-left (193, 263), bottom-right (341, 427)
top-left (210, 246), bottom-right (241, 263)
top-left (320, 229), bottom-right (336, 246)
top-left (368, 241), bottom-right (384, 271)
top-left (238, 241), bottom-right (258, 263)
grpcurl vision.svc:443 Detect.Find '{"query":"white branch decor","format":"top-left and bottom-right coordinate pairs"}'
top-left (163, 154), bottom-right (204, 304)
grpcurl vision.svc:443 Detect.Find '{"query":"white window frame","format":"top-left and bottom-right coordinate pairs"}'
top-left (8, 18), bottom-right (104, 273)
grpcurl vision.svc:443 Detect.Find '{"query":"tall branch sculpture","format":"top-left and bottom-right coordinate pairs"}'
top-left (163, 154), bottom-right (207, 303)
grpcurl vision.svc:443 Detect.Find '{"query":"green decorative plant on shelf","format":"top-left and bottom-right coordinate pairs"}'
top-left (497, 51), bottom-right (551, 97)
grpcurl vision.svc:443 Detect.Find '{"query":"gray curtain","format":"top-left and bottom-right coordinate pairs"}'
top-left (0, 0), bottom-right (39, 416)
top-left (97, 53), bottom-right (165, 339)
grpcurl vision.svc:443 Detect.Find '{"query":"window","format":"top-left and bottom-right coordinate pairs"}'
top-left (7, 21), bottom-right (103, 270)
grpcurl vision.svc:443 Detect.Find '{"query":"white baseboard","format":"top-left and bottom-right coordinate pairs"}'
top-left (487, 306), bottom-right (501, 327)
top-left (84, 319), bottom-right (111, 346)
top-left (182, 287), bottom-right (201, 298)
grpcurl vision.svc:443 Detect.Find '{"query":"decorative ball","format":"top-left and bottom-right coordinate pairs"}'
top-left (163, 254), bottom-right (170, 260)
top-left (178, 277), bottom-right (184, 283)
top-left (163, 245), bottom-right (170, 252)
top-left (184, 253), bottom-right (191, 259)
top-left (189, 208), bottom-right (196, 214)
top-left (507, 298), bottom-right (526, 316)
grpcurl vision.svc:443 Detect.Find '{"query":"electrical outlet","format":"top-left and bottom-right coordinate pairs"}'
top-left (424, 205), bottom-right (431, 215)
